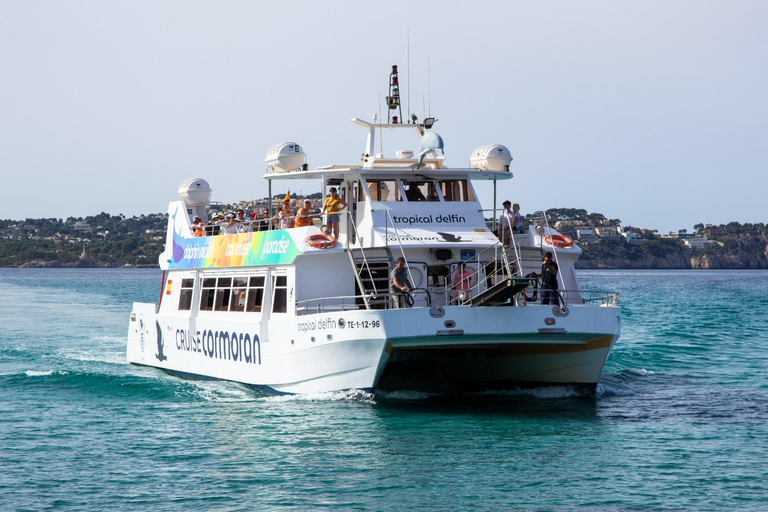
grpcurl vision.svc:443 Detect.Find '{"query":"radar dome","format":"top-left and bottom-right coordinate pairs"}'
top-left (178, 178), bottom-right (212, 206)
top-left (469, 144), bottom-right (512, 172)
top-left (265, 142), bottom-right (307, 173)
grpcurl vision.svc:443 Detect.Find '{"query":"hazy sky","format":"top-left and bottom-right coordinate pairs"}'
top-left (2, 1), bottom-right (766, 233)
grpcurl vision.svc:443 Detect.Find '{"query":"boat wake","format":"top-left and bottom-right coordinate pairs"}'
top-left (265, 388), bottom-right (377, 404)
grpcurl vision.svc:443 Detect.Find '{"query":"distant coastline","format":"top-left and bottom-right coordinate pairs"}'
top-left (1, 206), bottom-right (766, 269)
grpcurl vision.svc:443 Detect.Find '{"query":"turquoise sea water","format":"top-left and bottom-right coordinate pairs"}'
top-left (1, 269), bottom-right (766, 511)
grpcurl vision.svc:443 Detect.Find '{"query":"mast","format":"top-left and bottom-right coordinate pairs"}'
top-left (385, 65), bottom-right (402, 124)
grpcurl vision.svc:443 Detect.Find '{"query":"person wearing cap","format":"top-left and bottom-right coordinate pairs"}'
top-left (321, 187), bottom-right (347, 239)
top-left (222, 213), bottom-right (238, 235)
top-left (191, 216), bottom-right (206, 237)
top-left (294, 199), bottom-right (314, 228)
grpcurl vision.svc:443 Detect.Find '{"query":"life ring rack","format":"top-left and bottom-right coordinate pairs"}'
top-left (523, 272), bottom-right (538, 302)
top-left (305, 234), bottom-right (336, 249)
top-left (543, 234), bottom-right (574, 249)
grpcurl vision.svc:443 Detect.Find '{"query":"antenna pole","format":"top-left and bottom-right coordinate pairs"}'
top-left (407, 28), bottom-right (411, 122)
top-left (428, 56), bottom-right (431, 117)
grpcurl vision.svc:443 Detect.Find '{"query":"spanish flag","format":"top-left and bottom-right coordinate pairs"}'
top-left (283, 190), bottom-right (290, 203)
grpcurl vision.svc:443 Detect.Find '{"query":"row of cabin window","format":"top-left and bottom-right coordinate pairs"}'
top-left (177, 276), bottom-right (288, 313)
top-left (359, 179), bottom-right (474, 202)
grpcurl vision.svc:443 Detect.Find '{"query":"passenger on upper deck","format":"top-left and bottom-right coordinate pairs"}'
top-left (499, 201), bottom-right (513, 245)
top-left (274, 203), bottom-right (295, 230)
top-left (235, 209), bottom-right (252, 233)
top-left (294, 200), bottom-right (314, 228)
top-left (191, 216), bottom-right (206, 237)
top-left (512, 203), bottom-right (524, 234)
top-left (321, 187), bottom-right (346, 239)
top-left (221, 213), bottom-right (239, 235)
top-left (255, 209), bottom-right (269, 231)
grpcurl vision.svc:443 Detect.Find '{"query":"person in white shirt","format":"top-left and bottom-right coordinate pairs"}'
top-left (511, 203), bottom-right (524, 234)
top-left (235, 209), bottom-right (252, 233)
top-left (222, 213), bottom-right (239, 235)
top-left (499, 200), bottom-right (514, 245)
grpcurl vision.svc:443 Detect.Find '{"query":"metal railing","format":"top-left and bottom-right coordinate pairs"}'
top-left (294, 287), bottom-right (618, 316)
top-left (295, 289), bottom-right (433, 316)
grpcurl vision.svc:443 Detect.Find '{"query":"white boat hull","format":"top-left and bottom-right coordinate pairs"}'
top-left (127, 302), bottom-right (620, 394)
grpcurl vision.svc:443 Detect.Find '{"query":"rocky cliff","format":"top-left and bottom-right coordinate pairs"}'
top-left (689, 234), bottom-right (768, 269)
top-left (576, 235), bottom-right (768, 269)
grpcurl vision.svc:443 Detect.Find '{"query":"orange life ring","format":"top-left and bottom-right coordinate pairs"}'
top-left (544, 234), bottom-right (573, 248)
top-left (305, 234), bottom-right (336, 249)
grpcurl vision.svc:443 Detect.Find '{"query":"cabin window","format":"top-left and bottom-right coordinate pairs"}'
top-left (439, 179), bottom-right (474, 202)
top-left (178, 278), bottom-right (194, 310)
top-left (229, 277), bottom-right (248, 312)
top-left (428, 266), bottom-right (450, 287)
top-left (272, 275), bottom-right (288, 313)
top-left (214, 277), bottom-right (232, 311)
top-left (197, 274), bottom-right (270, 313)
top-left (200, 277), bottom-right (217, 311)
top-left (245, 276), bottom-right (265, 313)
top-left (404, 180), bottom-right (439, 202)
top-left (365, 179), bottom-right (398, 201)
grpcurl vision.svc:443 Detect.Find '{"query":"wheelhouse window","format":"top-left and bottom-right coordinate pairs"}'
top-left (365, 179), bottom-right (398, 201)
top-left (438, 179), bottom-right (475, 202)
top-left (178, 278), bottom-right (194, 311)
top-left (404, 180), bottom-right (440, 202)
top-left (272, 275), bottom-right (288, 313)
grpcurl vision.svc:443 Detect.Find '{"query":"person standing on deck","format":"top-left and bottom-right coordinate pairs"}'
top-left (499, 201), bottom-right (513, 245)
top-left (511, 203), bottom-right (524, 234)
top-left (539, 251), bottom-right (560, 306)
top-left (321, 187), bottom-right (347, 239)
top-left (390, 257), bottom-right (413, 309)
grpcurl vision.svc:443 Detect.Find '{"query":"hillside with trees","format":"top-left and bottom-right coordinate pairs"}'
top-left (1, 206), bottom-right (766, 269)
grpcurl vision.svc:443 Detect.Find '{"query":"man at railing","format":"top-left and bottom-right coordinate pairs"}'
top-left (294, 200), bottom-right (314, 228)
top-left (390, 257), bottom-right (413, 309)
top-left (235, 209), bottom-right (252, 233)
top-left (539, 251), bottom-right (559, 306)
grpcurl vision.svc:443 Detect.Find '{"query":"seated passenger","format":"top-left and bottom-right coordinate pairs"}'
top-left (406, 183), bottom-right (426, 201)
top-left (294, 199), bottom-right (314, 228)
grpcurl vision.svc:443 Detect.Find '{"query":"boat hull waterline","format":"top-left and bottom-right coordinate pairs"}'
top-left (128, 303), bottom-right (619, 394)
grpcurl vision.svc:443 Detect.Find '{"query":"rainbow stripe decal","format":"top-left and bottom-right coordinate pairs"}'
top-left (168, 229), bottom-right (302, 269)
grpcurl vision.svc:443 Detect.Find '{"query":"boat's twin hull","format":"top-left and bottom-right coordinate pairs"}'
top-left (127, 303), bottom-right (620, 394)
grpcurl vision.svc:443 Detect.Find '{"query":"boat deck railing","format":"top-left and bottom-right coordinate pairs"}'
top-left (294, 288), bottom-right (618, 316)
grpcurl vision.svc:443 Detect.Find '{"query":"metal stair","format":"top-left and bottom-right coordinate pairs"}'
top-left (346, 246), bottom-right (396, 310)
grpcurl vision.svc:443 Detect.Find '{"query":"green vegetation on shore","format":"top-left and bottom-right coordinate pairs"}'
top-left (1, 208), bottom-right (765, 269)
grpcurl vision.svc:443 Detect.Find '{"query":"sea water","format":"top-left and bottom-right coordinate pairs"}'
top-left (0, 269), bottom-right (766, 511)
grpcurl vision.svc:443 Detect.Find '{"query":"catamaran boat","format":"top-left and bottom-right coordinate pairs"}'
top-left (126, 67), bottom-right (621, 394)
